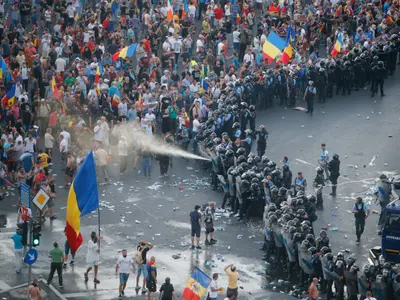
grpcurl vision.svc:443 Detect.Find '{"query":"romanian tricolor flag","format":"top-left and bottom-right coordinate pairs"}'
top-left (112, 43), bottom-right (138, 61)
top-left (285, 24), bottom-right (296, 45)
top-left (66, 151), bottom-right (99, 253)
top-left (52, 76), bottom-right (60, 99)
top-left (182, 0), bottom-right (189, 19)
top-left (281, 44), bottom-right (293, 64)
top-left (112, 94), bottom-right (121, 107)
top-left (263, 32), bottom-right (286, 61)
top-left (167, 0), bottom-right (173, 22)
top-left (2, 84), bottom-right (16, 108)
top-left (182, 267), bottom-right (212, 300)
top-left (0, 59), bottom-right (7, 79)
top-left (331, 32), bottom-right (343, 57)
top-left (94, 62), bottom-right (104, 84)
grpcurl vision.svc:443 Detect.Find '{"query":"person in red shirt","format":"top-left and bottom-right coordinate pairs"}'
top-left (102, 16), bottom-right (110, 30)
top-left (143, 36), bottom-right (151, 54)
top-left (87, 38), bottom-right (95, 52)
top-left (214, 4), bottom-right (224, 26)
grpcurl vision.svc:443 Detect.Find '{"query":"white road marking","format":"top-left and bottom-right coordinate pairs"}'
top-left (0, 280), bottom-right (11, 291)
top-left (295, 158), bottom-right (352, 182)
top-left (295, 158), bottom-right (317, 168)
top-left (42, 279), bottom-right (68, 300)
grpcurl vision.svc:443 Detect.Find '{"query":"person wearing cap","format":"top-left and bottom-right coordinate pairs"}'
top-left (47, 242), bottom-right (64, 288)
top-left (115, 249), bottom-right (135, 299)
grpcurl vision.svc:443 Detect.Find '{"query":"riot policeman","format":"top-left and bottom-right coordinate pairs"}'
top-left (317, 68), bottom-right (328, 103)
top-left (256, 125), bottom-right (268, 157)
top-left (313, 167), bottom-right (325, 209)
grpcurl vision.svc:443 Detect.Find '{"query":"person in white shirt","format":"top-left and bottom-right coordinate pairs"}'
top-left (115, 249), bottom-right (135, 298)
top-left (208, 273), bottom-right (223, 300)
top-left (59, 135), bottom-right (68, 165)
top-left (85, 232), bottom-right (101, 284)
top-left (232, 29), bottom-right (240, 51)
top-left (41, 33), bottom-right (52, 57)
top-left (15, 83), bottom-right (23, 98)
top-left (188, 4), bottom-right (196, 19)
top-left (55, 57), bottom-right (66, 73)
top-left (196, 38), bottom-right (204, 53)
top-left (192, 115), bottom-right (202, 153)
top-left (162, 40), bottom-right (172, 52)
top-left (173, 36), bottom-right (182, 64)
top-left (243, 49), bottom-right (254, 66)
top-left (24, 134), bottom-right (36, 154)
top-left (145, 109), bottom-right (156, 125)
top-left (60, 129), bottom-right (71, 146)
top-left (66, 4), bottom-right (76, 21)
top-left (224, 3), bottom-right (231, 17)
top-left (118, 99), bottom-right (128, 117)
top-left (100, 117), bottom-right (110, 147)
top-left (94, 121), bottom-right (102, 143)
top-left (44, 128), bottom-right (55, 158)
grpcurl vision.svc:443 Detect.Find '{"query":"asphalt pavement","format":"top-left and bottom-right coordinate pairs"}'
top-left (0, 73), bottom-right (400, 299)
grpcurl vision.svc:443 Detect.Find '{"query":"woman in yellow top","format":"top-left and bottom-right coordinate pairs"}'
top-left (224, 264), bottom-right (239, 300)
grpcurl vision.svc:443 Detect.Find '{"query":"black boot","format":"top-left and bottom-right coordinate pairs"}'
top-left (329, 186), bottom-right (336, 196)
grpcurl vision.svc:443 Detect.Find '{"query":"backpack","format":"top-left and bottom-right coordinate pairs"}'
top-left (135, 247), bottom-right (145, 264)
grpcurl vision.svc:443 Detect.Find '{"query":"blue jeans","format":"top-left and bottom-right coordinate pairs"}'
top-left (141, 156), bottom-right (152, 177)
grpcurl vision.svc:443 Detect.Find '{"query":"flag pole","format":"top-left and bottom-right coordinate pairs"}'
top-left (97, 205), bottom-right (101, 253)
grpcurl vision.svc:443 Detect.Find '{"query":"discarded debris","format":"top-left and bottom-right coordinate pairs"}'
top-left (147, 182), bottom-right (163, 191)
top-left (369, 155), bottom-right (377, 166)
top-left (186, 166), bottom-right (194, 171)
top-left (172, 254), bottom-right (181, 259)
top-left (237, 234), bottom-right (243, 240)
top-left (135, 220), bottom-right (140, 224)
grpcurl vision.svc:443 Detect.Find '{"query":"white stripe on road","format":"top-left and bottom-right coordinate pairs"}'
top-left (295, 158), bottom-right (352, 182)
top-left (39, 279), bottom-right (68, 300)
top-left (0, 280), bottom-right (12, 291)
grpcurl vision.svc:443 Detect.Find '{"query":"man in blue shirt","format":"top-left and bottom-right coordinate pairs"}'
top-left (294, 172), bottom-right (307, 193)
top-left (10, 231), bottom-right (24, 273)
top-left (352, 197), bottom-right (370, 245)
top-left (319, 143), bottom-right (330, 180)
